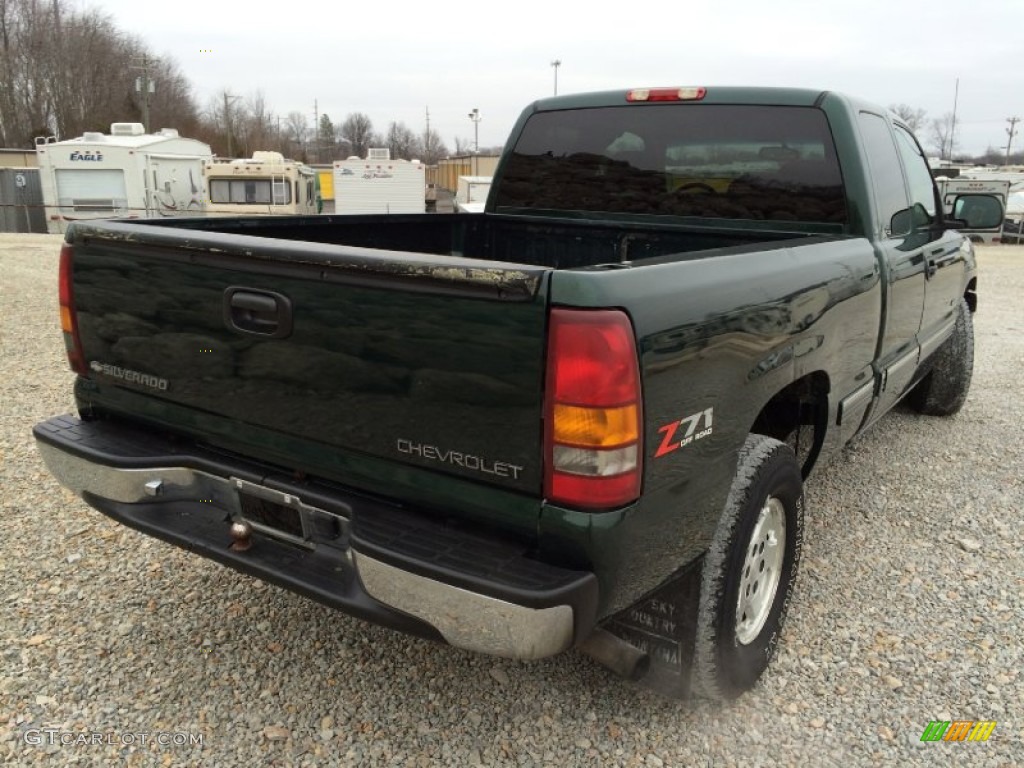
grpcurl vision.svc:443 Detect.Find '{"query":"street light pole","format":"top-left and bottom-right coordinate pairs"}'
top-left (467, 108), bottom-right (481, 154)
top-left (551, 59), bottom-right (561, 96)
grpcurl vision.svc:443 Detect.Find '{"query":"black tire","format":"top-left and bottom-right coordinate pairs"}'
top-left (908, 298), bottom-right (974, 416)
top-left (692, 434), bottom-right (804, 700)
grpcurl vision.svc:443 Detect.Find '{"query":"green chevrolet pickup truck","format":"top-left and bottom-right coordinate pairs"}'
top-left (34, 86), bottom-right (986, 700)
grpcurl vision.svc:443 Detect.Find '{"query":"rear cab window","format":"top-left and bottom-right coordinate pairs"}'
top-left (494, 104), bottom-right (847, 226)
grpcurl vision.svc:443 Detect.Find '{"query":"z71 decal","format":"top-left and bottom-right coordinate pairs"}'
top-left (655, 408), bottom-right (714, 458)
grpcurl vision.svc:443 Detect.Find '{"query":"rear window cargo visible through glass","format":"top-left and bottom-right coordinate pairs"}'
top-left (494, 104), bottom-right (846, 224)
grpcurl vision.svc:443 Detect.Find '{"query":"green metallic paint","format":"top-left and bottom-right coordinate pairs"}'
top-left (58, 87), bottom-right (978, 624)
top-left (77, 378), bottom-right (544, 539)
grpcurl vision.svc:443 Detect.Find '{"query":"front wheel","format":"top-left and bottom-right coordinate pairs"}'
top-left (908, 298), bottom-right (974, 416)
top-left (692, 434), bottom-right (804, 700)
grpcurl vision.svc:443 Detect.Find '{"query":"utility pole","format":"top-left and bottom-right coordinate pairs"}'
top-left (424, 106), bottom-right (433, 164)
top-left (313, 98), bottom-right (319, 163)
top-left (1006, 116), bottom-right (1020, 166)
top-left (222, 91), bottom-right (239, 157)
top-left (551, 59), bottom-right (561, 96)
top-left (947, 77), bottom-right (960, 161)
top-left (130, 54), bottom-right (158, 132)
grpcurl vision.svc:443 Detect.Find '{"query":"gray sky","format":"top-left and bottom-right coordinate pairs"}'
top-left (91, 0), bottom-right (1022, 157)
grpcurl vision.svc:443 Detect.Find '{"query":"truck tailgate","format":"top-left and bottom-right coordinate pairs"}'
top-left (68, 222), bottom-right (549, 495)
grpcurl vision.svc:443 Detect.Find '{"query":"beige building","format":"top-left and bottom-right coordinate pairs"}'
top-left (429, 155), bottom-right (500, 193)
top-left (0, 148), bottom-right (38, 168)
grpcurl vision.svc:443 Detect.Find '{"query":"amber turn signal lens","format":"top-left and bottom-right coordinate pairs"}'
top-left (553, 404), bottom-right (638, 448)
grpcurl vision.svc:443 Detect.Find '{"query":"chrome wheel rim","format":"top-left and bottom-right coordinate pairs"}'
top-left (735, 496), bottom-right (786, 645)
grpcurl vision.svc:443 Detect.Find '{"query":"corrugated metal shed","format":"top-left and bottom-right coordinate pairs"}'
top-left (0, 168), bottom-right (46, 233)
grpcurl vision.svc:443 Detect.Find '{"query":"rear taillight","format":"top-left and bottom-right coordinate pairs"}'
top-left (544, 308), bottom-right (643, 510)
top-left (58, 243), bottom-right (87, 375)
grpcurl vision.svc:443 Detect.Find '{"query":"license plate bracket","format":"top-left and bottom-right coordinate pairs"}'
top-left (239, 493), bottom-right (304, 539)
top-left (232, 477), bottom-right (310, 547)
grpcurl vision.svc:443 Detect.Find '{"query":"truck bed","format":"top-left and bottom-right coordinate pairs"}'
top-left (140, 211), bottom-right (830, 269)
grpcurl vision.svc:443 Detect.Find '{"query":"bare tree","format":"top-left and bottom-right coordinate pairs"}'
top-left (203, 89), bottom-right (245, 156)
top-left (385, 121), bottom-right (418, 160)
top-left (453, 136), bottom-right (474, 155)
top-left (339, 112), bottom-right (374, 159)
top-left (889, 103), bottom-right (928, 134)
top-left (333, 132), bottom-right (353, 159)
top-left (0, 0), bottom-right (201, 147)
top-left (1, 0), bottom-right (58, 142)
top-left (239, 90), bottom-right (279, 154)
top-left (285, 111), bottom-right (310, 160)
top-left (420, 127), bottom-right (448, 165)
top-left (929, 112), bottom-right (959, 160)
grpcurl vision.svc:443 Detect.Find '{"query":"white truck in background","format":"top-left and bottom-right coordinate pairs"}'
top-left (332, 149), bottom-right (426, 214)
top-left (455, 176), bottom-right (492, 213)
top-left (35, 123), bottom-right (211, 234)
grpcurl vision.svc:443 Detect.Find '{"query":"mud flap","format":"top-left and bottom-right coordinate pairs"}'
top-left (602, 557), bottom-right (703, 699)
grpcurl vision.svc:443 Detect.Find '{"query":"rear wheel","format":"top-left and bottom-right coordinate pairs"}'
top-left (908, 298), bottom-right (974, 416)
top-left (692, 434), bottom-right (804, 700)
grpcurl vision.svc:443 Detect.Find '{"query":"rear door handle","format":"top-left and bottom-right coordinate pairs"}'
top-left (224, 287), bottom-right (293, 338)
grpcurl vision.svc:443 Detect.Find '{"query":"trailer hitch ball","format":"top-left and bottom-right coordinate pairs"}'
top-left (229, 520), bottom-right (253, 551)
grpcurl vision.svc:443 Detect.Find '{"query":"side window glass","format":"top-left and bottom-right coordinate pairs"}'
top-left (893, 125), bottom-right (936, 217)
top-left (858, 112), bottom-right (908, 234)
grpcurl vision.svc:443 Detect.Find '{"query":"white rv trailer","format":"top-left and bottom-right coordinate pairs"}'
top-left (35, 123), bottom-right (211, 234)
top-left (203, 152), bottom-right (318, 216)
top-left (332, 149), bottom-right (425, 215)
top-left (935, 177), bottom-right (1010, 244)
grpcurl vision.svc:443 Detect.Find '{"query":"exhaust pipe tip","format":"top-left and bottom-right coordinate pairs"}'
top-left (579, 627), bottom-right (650, 682)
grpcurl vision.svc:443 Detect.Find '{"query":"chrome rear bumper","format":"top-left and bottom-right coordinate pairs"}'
top-left (34, 417), bottom-right (595, 660)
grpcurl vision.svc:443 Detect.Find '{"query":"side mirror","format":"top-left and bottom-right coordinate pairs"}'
top-left (952, 194), bottom-right (1004, 230)
top-left (889, 203), bottom-right (930, 238)
top-left (890, 208), bottom-right (913, 238)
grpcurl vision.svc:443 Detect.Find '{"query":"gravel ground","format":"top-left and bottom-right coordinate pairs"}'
top-left (1, 234), bottom-right (1021, 767)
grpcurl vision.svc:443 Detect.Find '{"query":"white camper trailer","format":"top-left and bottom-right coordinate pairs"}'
top-left (203, 152), bottom-right (319, 216)
top-left (35, 123), bottom-right (212, 234)
top-left (333, 149), bottom-right (425, 214)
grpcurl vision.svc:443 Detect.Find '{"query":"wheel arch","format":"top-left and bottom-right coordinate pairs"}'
top-left (749, 371), bottom-right (831, 478)
top-left (965, 277), bottom-right (977, 313)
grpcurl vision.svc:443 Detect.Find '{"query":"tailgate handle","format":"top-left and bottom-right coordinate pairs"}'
top-left (224, 287), bottom-right (293, 338)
